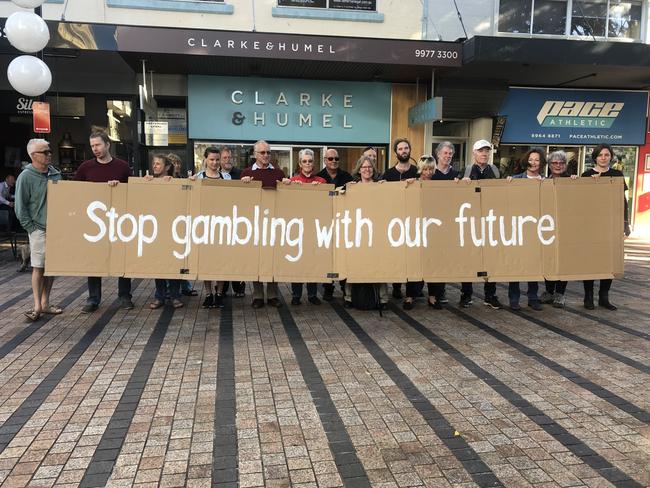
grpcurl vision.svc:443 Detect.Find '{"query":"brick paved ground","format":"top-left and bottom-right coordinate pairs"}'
top-left (0, 239), bottom-right (648, 488)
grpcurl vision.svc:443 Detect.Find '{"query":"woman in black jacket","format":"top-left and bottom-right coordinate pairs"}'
top-left (580, 144), bottom-right (630, 311)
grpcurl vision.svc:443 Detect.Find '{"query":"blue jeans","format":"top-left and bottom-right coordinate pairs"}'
top-left (155, 279), bottom-right (181, 301)
top-left (508, 282), bottom-right (539, 305)
top-left (87, 277), bottom-right (131, 305)
top-left (291, 283), bottom-right (317, 299)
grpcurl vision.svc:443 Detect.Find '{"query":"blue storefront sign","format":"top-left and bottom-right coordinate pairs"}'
top-left (188, 75), bottom-right (391, 143)
top-left (499, 88), bottom-right (648, 145)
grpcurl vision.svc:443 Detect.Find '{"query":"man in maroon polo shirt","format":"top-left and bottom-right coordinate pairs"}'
top-left (240, 140), bottom-right (286, 309)
top-left (74, 130), bottom-right (133, 313)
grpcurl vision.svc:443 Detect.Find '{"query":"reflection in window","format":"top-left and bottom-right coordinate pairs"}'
top-left (498, 0), bottom-right (641, 39)
top-left (571, 0), bottom-right (607, 36)
top-left (498, 0), bottom-right (532, 33)
top-left (106, 100), bottom-right (133, 143)
top-left (608, 1), bottom-right (641, 39)
top-left (533, 0), bottom-right (567, 34)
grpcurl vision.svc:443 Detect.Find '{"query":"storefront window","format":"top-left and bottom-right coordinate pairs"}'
top-left (276, 0), bottom-right (377, 11)
top-left (498, 0), bottom-right (642, 39)
top-left (106, 100), bottom-right (133, 143)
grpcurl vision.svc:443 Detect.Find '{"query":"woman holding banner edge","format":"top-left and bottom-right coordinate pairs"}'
top-left (506, 148), bottom-right (546, 311)
top-left (145, 154), bottom-right (184, 310)
top-left (581, 143), bottom-right (630, 311)
top-left (343, 155), bottom-right (389, 309)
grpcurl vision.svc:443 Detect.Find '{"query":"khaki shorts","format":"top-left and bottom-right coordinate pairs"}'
top-left (28, 229), bottom-right (46, 268)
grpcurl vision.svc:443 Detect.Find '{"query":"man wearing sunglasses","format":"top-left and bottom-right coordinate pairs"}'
top-left (316, 148), bottom-right (352, 301)
top-left (316, 148), bottom-right (352, 189)
top-left (241, 140), bottom-right (286, 308)
top-left (15, 139), bottom-right (62, 322)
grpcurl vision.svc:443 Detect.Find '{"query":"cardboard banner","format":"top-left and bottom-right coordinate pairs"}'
top-left (45, 178), bottom-right (625, 282)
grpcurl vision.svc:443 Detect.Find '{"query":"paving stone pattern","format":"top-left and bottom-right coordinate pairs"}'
top-left (0, 244), bottom-right (648, 488)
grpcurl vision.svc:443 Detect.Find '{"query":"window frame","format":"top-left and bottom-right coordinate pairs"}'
top-left (494, 0), bottom-right (645, 42)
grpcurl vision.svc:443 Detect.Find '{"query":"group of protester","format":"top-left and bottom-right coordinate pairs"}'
top-left (13, 130), bottom-right (628, 322)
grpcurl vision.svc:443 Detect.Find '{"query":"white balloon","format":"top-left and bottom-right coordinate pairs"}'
top-left (5, 11), bottom-right (50, 53)
top-left (11, 0), bottom-right (45, 8)
top-left (7, 55), bottom-right (52, 97)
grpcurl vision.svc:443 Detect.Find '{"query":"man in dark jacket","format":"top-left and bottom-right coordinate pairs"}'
top-left (219, 145), bottom-right (241, 180)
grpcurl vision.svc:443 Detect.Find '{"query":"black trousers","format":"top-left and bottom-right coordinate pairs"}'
top-left (545, 279), bottom-right (568, 295)
top-left (461, 281), bottom-right (496, 297)
top-left (583, 279), bottom-right (612, 296)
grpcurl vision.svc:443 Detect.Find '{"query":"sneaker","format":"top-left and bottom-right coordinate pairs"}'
top-left (202, 294), bottom-right (214, 309)
top-left (484, 296), bottom-right (502, 310)
top-left (459, 294), bottom-right (473, 308)
top-left (540, 291), bottom-right (554, 304)
top-left (308, 296), bottom-right (321, 305)
top-left (528, 301), bottom-right (543, 311)
top-left (212, 293), bottom-right (225, 309)
top-left (291, 297), bottom-right (301, 305)
top-left (438, 293), bottom-right (449, 304)
top-left (120, 298), bottom-right (135, 310)
top-left (552, 293), bottom-right (565, 309)
top-left (81, 303), bottom-right (98, 314)
top-left (509, 302), bottom-right (521, 311)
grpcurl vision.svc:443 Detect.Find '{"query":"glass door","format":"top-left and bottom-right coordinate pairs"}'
top-left (270, 145), bottom-right (292, 176)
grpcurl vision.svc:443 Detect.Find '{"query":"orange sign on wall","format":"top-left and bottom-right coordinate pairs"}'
top-left (32, 101), bottom-right (50, 134)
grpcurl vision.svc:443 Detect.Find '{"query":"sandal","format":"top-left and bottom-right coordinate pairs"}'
top-left (149, 300), bottom-right (164, 310)
top-left (172, 299), bottom-right (184, 309)
top-left (24, 310), bottom-right (41, 322)
top-left (42, 305), bottom-right (63, 315)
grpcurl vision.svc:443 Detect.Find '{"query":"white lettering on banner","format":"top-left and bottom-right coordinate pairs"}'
top-left (315, 208), bottom-right (372, 249)
top-left (82, 201), bottom-right (557, 262)
top-left (455, 203), bottom-right (555, 248)
top-left (83, 201), bottom-right (157, 258)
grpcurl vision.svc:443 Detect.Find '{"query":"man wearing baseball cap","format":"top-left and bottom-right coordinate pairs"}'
top-left (459, 139), bottom-right (503, 310)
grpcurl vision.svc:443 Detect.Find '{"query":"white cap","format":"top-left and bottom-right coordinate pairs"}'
top-left (472, 139), bottom-right (492, 151)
